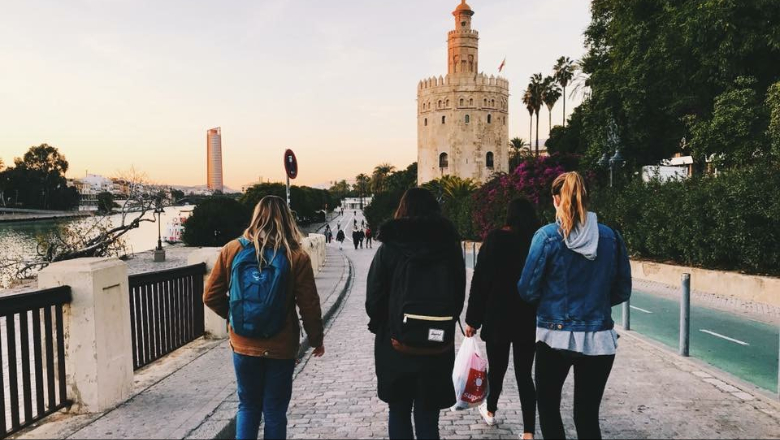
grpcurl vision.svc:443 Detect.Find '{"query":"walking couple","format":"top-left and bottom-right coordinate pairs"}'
top-left (366, 171), bottom-right (631, 440)
top-left (202, 171), bottom-right (631, 440)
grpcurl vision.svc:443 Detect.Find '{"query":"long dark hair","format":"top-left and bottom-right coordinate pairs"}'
top-left (505, 197), bottom-right (540, 243)
top-left (394, 188), bottom-right (441, 219)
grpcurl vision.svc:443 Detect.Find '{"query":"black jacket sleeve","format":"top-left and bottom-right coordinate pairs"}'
top-left (465, 234), bottom-right (495, 329)
top-left (453, 242), bottom-right (468, 320)
top-left (366, 245), bottom-right (389, 334)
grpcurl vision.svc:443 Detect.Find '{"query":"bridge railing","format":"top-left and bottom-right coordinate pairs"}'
top-left (1, 287), bottom-right (71, 438)
top-left (128, 264), bottom-right (206, 371)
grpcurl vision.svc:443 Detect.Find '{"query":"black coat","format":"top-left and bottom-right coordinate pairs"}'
top-left (465, 228), bottom-right (537, 345)
top-left (366, 216), bottom-right (466, 410)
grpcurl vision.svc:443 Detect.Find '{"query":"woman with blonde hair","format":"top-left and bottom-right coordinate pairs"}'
top-left (204, 195), bottom-right (325, 440)
top-left (517, 172), bottom-right (631, 440)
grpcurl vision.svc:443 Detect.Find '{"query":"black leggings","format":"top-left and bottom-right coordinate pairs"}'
top-left (535, 342), bottom-right (615, 440)
top-left (485, 340), bottom-right (536, 434)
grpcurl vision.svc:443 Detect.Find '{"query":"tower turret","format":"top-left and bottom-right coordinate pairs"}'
top-left (448, 0), bottom-right (479, 76)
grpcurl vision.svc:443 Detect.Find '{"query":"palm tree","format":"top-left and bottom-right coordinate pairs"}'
top-left (440, 176), bottom-right (478, 201)
top-left (522, 89), bottom-right (535, 152)
top-left (528, 73), bottom-right (545, 156)
top-left (542, 76), bottom-right (562, 137)
top-left (509, 137), bottom-right (527, 171)
top-left (553, 56), bottom-right (576, 127)
top-left (354, 173), bottom-right (371, 209)
top-left (370, 163), bottom-right (395, 194)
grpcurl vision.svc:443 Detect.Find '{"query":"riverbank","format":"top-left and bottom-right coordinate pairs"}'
top-left (0, 211), bottom-right (92, 223)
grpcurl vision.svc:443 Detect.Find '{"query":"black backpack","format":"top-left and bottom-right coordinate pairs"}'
top-left (388, 247), bottom-right (458, 355)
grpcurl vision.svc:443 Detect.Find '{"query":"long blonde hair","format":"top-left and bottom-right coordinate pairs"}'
top-left (243, 196), bottom-right (303, 269)
top-left (552, 172), bottom-right (589, 239)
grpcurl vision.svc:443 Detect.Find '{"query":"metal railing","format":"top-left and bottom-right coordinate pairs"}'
top-left (1, 287), bottom-right (71, 439)
top-left (128, 264), bottom-right (206, 371)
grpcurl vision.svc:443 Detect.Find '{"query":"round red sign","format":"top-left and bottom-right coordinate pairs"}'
top-left (284, 149), bottom-right (298, 180)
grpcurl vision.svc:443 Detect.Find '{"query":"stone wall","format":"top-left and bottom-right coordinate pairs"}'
top-left (630, 260), bottom-right (780, 308)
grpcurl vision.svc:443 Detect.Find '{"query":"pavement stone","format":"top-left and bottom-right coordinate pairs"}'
top-left (282, 242), bottom-right (780, 439)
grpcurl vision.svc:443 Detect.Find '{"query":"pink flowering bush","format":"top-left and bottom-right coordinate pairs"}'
top-left (472, 154), bottom-right (582, 239)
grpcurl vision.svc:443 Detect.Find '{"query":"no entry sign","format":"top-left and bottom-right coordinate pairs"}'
top-left (284, 149), bottom-right (298, 180)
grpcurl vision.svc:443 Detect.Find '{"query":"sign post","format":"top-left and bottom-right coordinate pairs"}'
top-left (284, 149), bottom-right (298, 208)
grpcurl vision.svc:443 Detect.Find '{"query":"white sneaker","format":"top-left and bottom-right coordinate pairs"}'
top-left (478, 402), bottom-right (496, 426)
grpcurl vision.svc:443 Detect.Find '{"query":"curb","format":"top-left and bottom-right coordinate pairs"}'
top-left (207, 254), bottom-right (355, 440)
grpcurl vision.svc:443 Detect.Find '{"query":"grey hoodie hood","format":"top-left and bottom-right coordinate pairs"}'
top-left (564, 212), bottom-right (599, 260)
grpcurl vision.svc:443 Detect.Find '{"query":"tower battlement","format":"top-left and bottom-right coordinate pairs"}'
top-left (416, 1), bottom-right (510, 185)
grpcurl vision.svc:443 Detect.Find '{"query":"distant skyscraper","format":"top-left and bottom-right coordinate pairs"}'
top-left (206, 127), bottom-right (224, 192)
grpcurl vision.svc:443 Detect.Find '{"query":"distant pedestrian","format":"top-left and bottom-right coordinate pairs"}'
top-left (358, 228), bottom-right (365, 249)
top-left (352, 222), bottom-right (361, 250)
top-left (366, 188), bottom-right (466, 440)
top-left (465, 198), bottom-right (540, 438)
top-left (517, 172), bottom-right (632, 440)
top-left (336, 227), bottom-right (345, 250)
top-left (365, 227), bottom-right (373, 248)
top-left (203, 195), bottom-right (325, 440)
top-left (325, 225), bottom-right (332, 244)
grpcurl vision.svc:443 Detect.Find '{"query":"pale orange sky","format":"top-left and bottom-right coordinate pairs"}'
top-left (0, 0), bottom-right (590, 188)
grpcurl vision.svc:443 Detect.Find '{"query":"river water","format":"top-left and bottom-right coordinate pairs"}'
top-left (0, 207), bottom-right (188, 289)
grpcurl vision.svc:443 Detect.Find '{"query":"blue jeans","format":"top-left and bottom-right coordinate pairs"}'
top-left (233, 353), bottom-right (296, 440)
top-left (388, 401), bottom-right (440, 440)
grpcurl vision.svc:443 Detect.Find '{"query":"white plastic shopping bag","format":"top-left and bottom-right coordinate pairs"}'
top-left (451, 337), bottom-right (489, 410)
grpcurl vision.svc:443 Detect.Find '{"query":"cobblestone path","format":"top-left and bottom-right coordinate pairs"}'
top-left (285, 244), bottom-right (780, 439)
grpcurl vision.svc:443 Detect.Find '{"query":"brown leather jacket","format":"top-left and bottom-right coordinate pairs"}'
top-left (203, 240), bottom-right (324, 359)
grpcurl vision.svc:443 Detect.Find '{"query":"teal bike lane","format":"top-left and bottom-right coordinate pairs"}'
top-left (613, 290), bottom-right (779, 393)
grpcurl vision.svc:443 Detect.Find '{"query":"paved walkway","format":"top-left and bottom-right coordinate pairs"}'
top-left (16, 245), bottom-right (350, 440)
top-left (285, 243), bottom-right (780, 439)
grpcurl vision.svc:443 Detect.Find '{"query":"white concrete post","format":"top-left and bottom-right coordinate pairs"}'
top-left (37, 258), bottom-right (134, 414)
top-left (187, 247), bottom-right (228, 339)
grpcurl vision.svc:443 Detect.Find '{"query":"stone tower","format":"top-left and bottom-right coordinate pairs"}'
top-left (417, 0), bottom-right (510, 185)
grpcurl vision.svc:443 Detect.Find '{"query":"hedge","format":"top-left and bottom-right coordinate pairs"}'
top-left (592, 163), bottom-right (780, 276)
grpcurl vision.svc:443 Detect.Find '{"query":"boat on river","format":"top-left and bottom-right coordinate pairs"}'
top-left (163, 209), bottom-right (192, 244)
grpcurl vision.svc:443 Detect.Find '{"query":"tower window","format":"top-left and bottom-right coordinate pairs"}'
top-left (446, 99), bottom-right (450, 107)
top-left (465, 115), bottom-right (470, 124)
top-left (461, 21), bottom-right (466, 27)
top-left (486, 152), bottom-right (494, 169)
top-left (469, 98), bottom-right (474, 106)
top-left (424, 118), bottom-right (428, 126)
top-left (492, 99), bottom-right (495, 107)
top-left (487, 114), bottom-right (492, 124)
top-left (442, 116), bottom-right (446, 124)
top-left (460, 98), bottom-right (464, 106)
top-left (484, 98), bottom-right (487, 107)
top-left (439, 152), bottom-right (449, 168)
top-left (438, 100), bottom-right (442, 109)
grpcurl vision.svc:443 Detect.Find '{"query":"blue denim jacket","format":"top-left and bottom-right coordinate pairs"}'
top-left (517, 222), bottom-right (632, 332)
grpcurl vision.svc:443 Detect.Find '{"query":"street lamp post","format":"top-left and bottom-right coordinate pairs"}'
top-left (153, 198), bottom-right (166, 262)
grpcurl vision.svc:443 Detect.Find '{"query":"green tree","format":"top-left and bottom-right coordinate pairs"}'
top-left (96, 192), bottom-right (116, 214)
top-left (354, 173), bottom-right (370, 208)
top-left (527, 74), bottom-right (545, 156)
top-left (542, 76), bottom-right (562, 137)
top-left (688, 77), bottom-right (770, 169)
top-left (0, 144), bottom-right (78, 210)
top-left (171, 189), bottom-right (185, 201)
top-left (182, 197), bottom-right (250, 247)
top-left (553, 56), bottom-right (576, 128)
top-left (363, 163), bottom-right (418, 229)
top-left (768, 81), bottom-right (780, 161)
top-left (522, 90), bottom-right (535, 153)
top-left (509, 137), bottom-right (527, 171)
top-left (370, 163), bottom-right (396, 194)
top-left (545, 105), bottom-right (588, 155)
top-left (579, 0), bottom-right (780, 168)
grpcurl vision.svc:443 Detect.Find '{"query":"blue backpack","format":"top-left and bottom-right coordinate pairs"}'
top-left (229, 238), bottom-right (290, 338)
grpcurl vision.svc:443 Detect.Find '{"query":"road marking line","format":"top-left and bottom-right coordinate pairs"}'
top-left (630, 306), bottom-right (653, 314)
top-left (700, 329), bottom-right (750, 346)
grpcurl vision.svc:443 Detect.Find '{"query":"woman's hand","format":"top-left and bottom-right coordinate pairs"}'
top-left (312, 345), bottom-right (325, 358)
top-left (465, 325), bottom-right (477, 338)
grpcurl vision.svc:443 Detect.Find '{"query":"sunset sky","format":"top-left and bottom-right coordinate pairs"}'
top-left (0, 0), bottom-right (590, 189)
